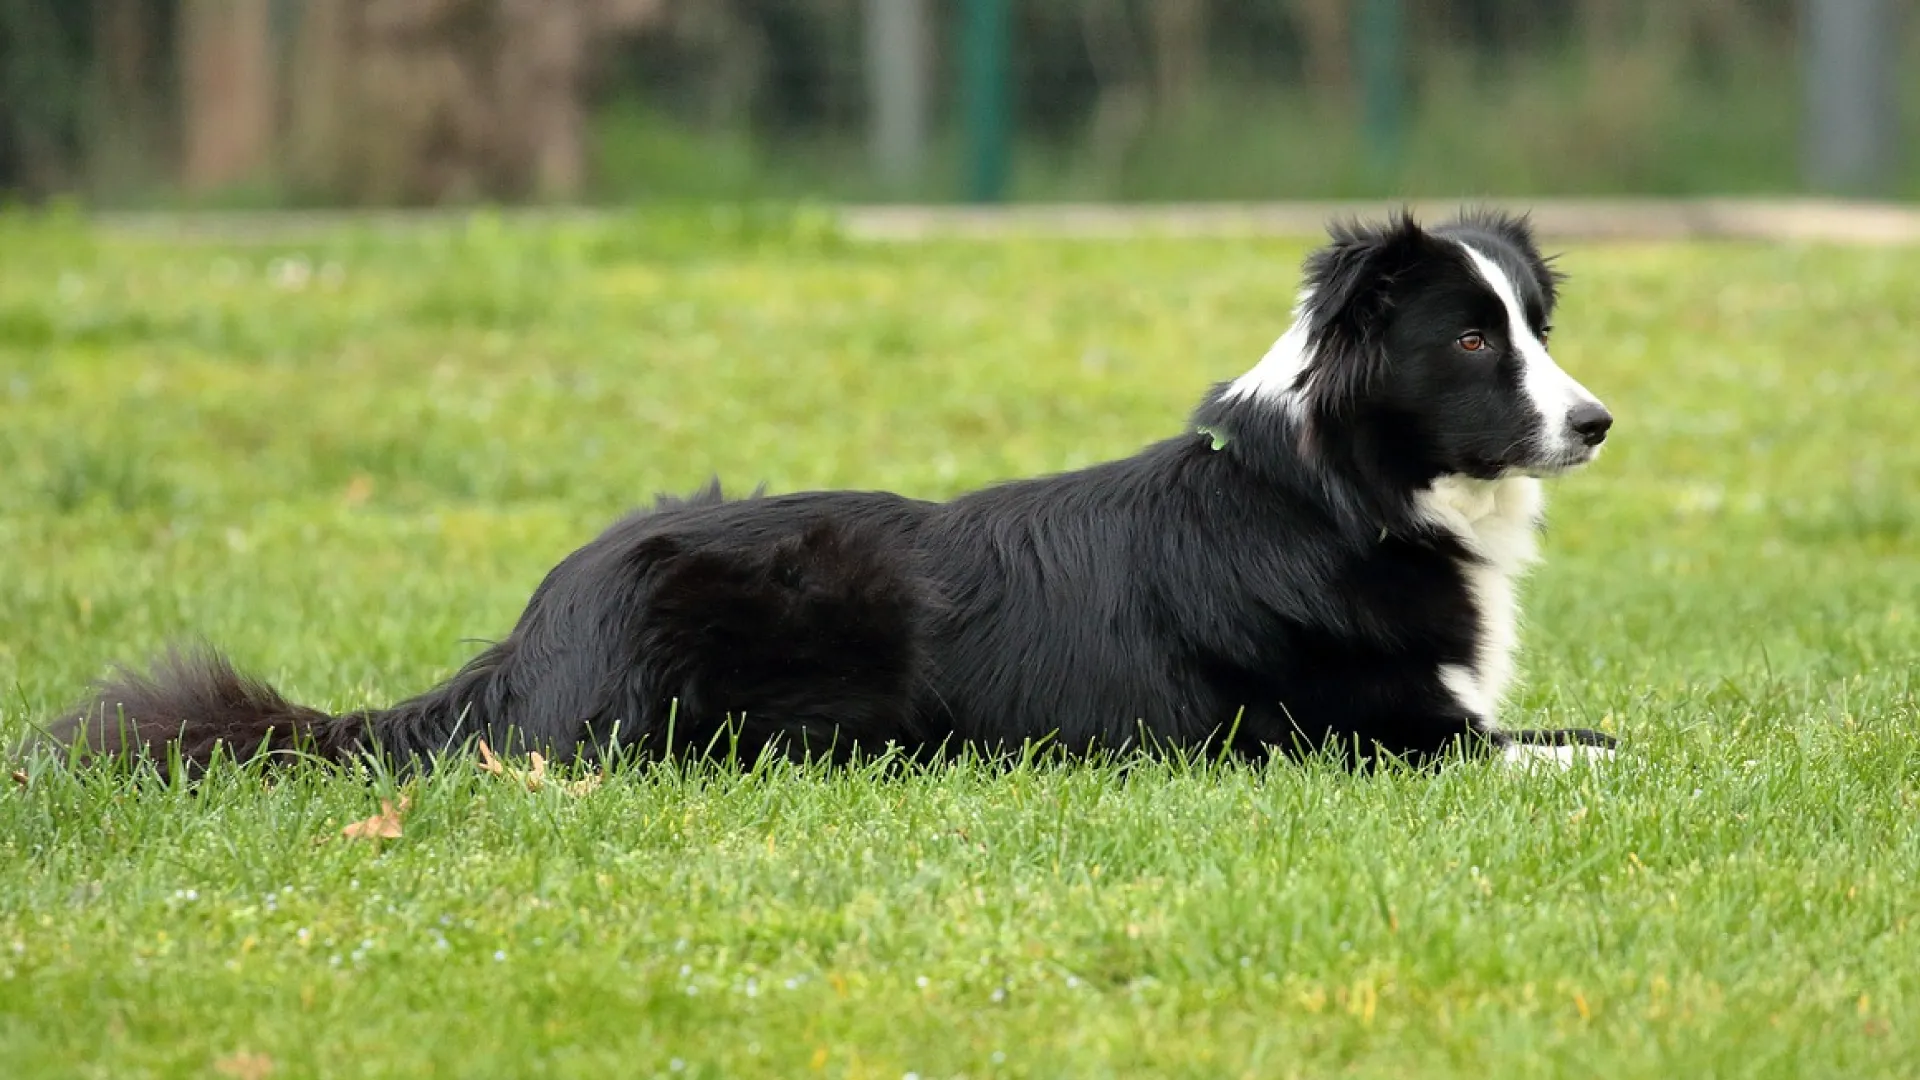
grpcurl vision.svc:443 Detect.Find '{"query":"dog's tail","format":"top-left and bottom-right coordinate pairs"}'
top-left (34, 646), bottom-right (384, 778)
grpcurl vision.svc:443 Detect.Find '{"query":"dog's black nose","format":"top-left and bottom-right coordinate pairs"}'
top-left (1569, 402), bottom-right (1613, 446)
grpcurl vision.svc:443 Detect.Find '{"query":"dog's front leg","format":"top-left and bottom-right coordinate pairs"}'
top-left (1494, 726), bottom-right (1618, 767)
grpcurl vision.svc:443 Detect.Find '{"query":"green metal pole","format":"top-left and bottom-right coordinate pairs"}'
top-left (960, 0), bottom-right (1011, 203)
top-left (1358, 0), bottom-right (1406, 178)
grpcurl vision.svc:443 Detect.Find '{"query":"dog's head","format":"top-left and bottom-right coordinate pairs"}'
top-left (1234, 210), bottom-right (1611, 479)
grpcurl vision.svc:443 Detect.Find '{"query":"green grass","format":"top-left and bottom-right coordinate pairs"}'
top-left (1, 207), bottom-right (1918, 1078)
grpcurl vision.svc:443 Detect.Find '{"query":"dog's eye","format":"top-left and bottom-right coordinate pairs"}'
top-left (1456, 332), bottom-right (1487, 353)
top-left (1538, 323), bottom-right (1554, 344)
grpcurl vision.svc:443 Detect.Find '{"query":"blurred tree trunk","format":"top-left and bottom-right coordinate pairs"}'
top-left (179, 0), bottom-right (275, 194)
top-left (284, 0), bottom-right (665, 206)
top-left (1577, 0), bottom-right (1636, 54)
top-left (90, 0), bottom-right (160, 190)
top-left (1148, 0), bottom-right (1205, 118)
top-left (1078, 0), bottom-right (1147, 180)
top-left (93, 1), bottom-right (147, 107)
top-left (667, 3), bottom-right (767, 130)
top-left (286, 0), bottom-right (353, 199)
top-left (496, 0), bottom-right (587, 200)
top-left (1292, 0), bottom-right (1351, 108)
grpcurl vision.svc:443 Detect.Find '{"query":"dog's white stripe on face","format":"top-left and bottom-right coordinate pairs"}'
top-left (1456, 244), bottom-right (1603, 461)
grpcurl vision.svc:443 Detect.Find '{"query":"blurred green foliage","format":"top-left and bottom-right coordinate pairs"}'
top-left (8, 1), bottom-right (1917, 205)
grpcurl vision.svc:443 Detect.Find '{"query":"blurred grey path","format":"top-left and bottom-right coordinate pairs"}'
top-left (90, 198), bottom-right (1920, 245)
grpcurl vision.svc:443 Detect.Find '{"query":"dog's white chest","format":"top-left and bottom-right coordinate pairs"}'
top-left (1412, 475), bottom-right (1544, 729)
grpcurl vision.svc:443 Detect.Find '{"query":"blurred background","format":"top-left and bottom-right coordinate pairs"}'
top-left (0, 0), bottom-right (1911, 209)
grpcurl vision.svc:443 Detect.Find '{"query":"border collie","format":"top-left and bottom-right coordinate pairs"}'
top-left (43, 210), bottom-right (1616, 776)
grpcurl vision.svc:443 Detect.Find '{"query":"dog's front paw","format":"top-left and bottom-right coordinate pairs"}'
top-left (1498, 728), bottom-right (1618, 768)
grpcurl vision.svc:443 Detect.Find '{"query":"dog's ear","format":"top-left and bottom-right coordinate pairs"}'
top-left (1297, 211), bottom-right (1432, 414)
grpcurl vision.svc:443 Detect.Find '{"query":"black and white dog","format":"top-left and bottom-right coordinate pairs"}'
top-left (47, 210), bottom-right (1616, 776)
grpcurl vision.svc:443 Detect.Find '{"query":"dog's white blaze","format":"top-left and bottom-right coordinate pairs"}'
top-left (1501, 742), bottom-right (1616, 768)
top-left (1414, 474), bottom-right (1544, 731)
top-left (1456, 244), bottom-right (1602, 459)
top-left (1224, 292), bottom-right (1314, 410)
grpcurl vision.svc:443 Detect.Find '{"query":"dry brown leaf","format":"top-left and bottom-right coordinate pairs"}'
top-left (214, 1050), bottom-right (275, 1080)
top-left (9, 769), bottom-right (26, 788)
top-left (340, 795), bottom-right (411, 841)
top-left (477, 739), bottom-right (506, 777)
top-left (476, 742), bottom-right (595, 796)
top-left (562, 772), bottom-right (604, 797)
top-left (342, 474), bottom-right (375, 506)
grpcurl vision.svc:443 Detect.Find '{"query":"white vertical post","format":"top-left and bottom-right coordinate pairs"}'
top-left (864, 0), bottom-right (930, 192)
top-left (1803, 0), bottom-right (1900, 195)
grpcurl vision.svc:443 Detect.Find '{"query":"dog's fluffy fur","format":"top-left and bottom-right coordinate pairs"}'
top-left (42, 210), bottom-right (1618, 776)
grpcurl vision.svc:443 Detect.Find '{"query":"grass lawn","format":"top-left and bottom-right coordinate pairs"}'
top-left (1, 208), bottom-right (1916, 1078)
